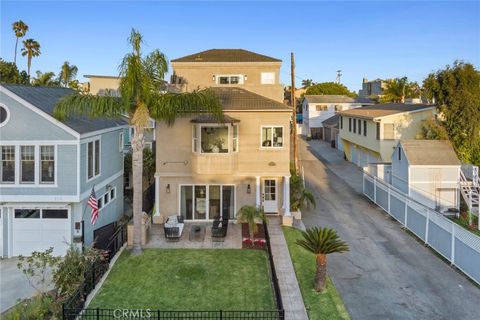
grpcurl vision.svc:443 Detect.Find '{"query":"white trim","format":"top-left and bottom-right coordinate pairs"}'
top-left (119, 132), bottom-right (124, 153)
top-left (197, 124), bottom-right (230, 154)
top-left (76, 144), bottom-right (81, 196)
top-left (284, 176), bottom-right (290, 216)
top-left (0, 195), bottom-right (79, 202)
top-left (215, 74), bottom-right (244, 85)
top-left (0, 86), bottom-right (81, 138)
top-left (262, 177), bottom-right (279, 213)
top-left (97, 186), bottom-right (117, 212)
top-left (80, 126), bottom-right (128, 140)
top-left (79, 170), bottom-right (123, 200)
top-left (86, 138), bottom-right (101, 182)
top-left (0, 103), bottom-right (11, 128)
top-left (260, 125), bottom-right (285, 149)
top-left (0, 140), bottom-right (76, 145)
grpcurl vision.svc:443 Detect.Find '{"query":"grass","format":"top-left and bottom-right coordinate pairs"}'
top-left (282, 226), bottom-right (350, 320)
top-left (450, 216), bottom-right (480, 236)
top-left (89, 249), bottom-right (276, 311)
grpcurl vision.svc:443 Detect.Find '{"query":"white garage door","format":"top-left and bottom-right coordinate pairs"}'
top-left (358, 149), bottom-right (368, 168)
top-left (351, 147), bottom-right (358, 165)
top-left (13, 208), bottom-right (70, 256)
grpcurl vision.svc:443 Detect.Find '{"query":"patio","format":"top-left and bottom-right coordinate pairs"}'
top-left (145, 221), bottom-right (242, 249)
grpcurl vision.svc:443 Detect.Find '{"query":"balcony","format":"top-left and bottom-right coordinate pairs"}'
top-left (191, 153), bottom-right (238, 175)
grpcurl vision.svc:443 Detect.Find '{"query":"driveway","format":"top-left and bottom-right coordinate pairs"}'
top-left (298, 139), bottom-right (480, 320)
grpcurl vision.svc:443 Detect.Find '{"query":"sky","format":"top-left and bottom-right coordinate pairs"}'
top-left (1, 1), bottom-right (479, 92)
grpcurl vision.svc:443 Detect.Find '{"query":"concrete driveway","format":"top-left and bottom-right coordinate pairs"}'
top-left (299, 139), bottom-right (480, 320)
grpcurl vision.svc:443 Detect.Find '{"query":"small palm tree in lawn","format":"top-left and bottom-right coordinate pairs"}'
top-left (58, 61), bottom-right (78, 87)
top-left (12, 20), bottom-right (29, 65)
top-left (296, 227), bottom-right (349, 292)
top-left (236, 205), bottom-right (266, 241)
top-left (21, 39), bottom-right (41, 76)
top-left (54, 29), bottom-right (223, 255)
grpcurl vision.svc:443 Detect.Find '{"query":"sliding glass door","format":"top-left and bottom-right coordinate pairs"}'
top-left (179, 184), bottom-right (235, 220)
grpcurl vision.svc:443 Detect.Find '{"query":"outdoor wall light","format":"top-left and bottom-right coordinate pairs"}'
top-left (244, 75), bottom-right (248, 81)
top-left (212, 75), bottom-right (216, 81)
top-left (166, 184), bottom-right (171, 194)
top-left (247, 184), bottom-right (251, 194)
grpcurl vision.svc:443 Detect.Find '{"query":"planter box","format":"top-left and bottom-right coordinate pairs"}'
top-left (241, 223), bottom-right (266, 250)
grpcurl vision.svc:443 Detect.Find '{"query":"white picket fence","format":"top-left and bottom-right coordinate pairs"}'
top-left (363, 172), bottom-right (480, 285)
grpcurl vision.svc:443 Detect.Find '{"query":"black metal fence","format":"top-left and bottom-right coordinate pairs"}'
top-left (263, 221), bottom-right (284, 314)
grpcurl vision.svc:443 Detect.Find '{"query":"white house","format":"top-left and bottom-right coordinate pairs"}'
top-left (302, 95), bottom-right (372, 139)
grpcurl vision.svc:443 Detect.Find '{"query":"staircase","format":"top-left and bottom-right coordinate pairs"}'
top-left (459, 165), bottom-right (480, 227)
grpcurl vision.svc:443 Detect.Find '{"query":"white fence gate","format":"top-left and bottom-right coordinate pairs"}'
top-left (363, 172), bottom-right (480, 285)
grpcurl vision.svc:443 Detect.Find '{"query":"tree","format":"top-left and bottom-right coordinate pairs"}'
top-left (381, 77), bottom-right (420, 103)
top-left (290, 167), bottom-right (315, 211)
top-left (422, 61), bottom-right (480, 166)
top-left (21, 38), bottom-right (41, 76)
top-left (31, 70), bottom-right (60, 87)
top-left (418, 118), bottom-right (449, 140)
top-left (302, 79), bottom-right (314, 88)
top-left (236, 205), bottom-right (266, 240)
top-left (58, 61), bottom-right (78, 87)
top-left (0, 58), bottom-right (29, 84)
top-left (296, 227), bottom-right (349, 292)
top-left (12, 20), bottom-right (29, 65)
top-left (54, 29), bottom-right (223, 255)
top-left (306, 82), bottom-right (357, 97)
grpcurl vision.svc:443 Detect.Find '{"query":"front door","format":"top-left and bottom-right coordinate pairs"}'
top-left (262, 179), bottom-right (278, 213)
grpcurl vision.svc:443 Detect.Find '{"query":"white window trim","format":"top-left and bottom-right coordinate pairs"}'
top-left (86, 138), bottom-right (101, 182)
top-left (196, 124), bottom-right (231, 155)
top-left (260, 125), bottom-right (284, 149)
top-left (97, 186), bottom-right (117, 211)
top-left (177, 184), bottom-right (236, 221)
top-left (119, 132), bottom-right (124, 152)
top-left (0, 103), bottom-right (11, 128)
top-left (215, 74), bottom-right (244, 85)
top-left (232, 124), bottom-right (239, 153)
top-left (13, 207), bottom-right (69, 219)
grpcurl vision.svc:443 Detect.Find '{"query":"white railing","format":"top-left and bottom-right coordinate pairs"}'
top-left (363, 172), bottom-right (480, 285)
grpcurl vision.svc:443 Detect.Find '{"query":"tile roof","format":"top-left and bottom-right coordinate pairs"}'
top-left (338, 103), bottom-right (435, 119)
top-left (400, 140), bottom-right (460, 166)
top-left (211, 87), bottom-right (290, 111)
top-left (171, 49), bottom-right (281, 63)
top-left (304, 95), bottom-right (373, 104)
top-left (191, 114), bottom-right (240, 123)
top-left (1, 84), bottom-right (127, 134)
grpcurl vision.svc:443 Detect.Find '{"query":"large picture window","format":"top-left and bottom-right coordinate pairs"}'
top-left (261, 126), bottom-right (283, 148)
top-left (40, 146), bottom-right (55, 183)
top-left (217, 75), bottom-right (242, 85)
top-left (21, 146), bottom-right (35, 183)
top-left (87, 139), bottom-right (101, 180)
top-left (200, 126), bottom-right (229, 153)
top-left (1, 146), bottom-right (15, 183)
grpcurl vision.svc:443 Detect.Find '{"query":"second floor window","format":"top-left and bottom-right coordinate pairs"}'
top-left (200, 126), bottom-right (229, 153)
top-left (1, 146), bottom-right (15, 183)
top-left (315, 105), bottom-right (328, 112)
top-left (217, 75), bottom-right (241, 85)
top-left (261, 126), bottom-right (283, 148)
top-left (21, 146), bottom-right (35, 183)
top-left (40, 146), bottom-right (55, 183)
top-left (349, 118), bottom-right (352, 132)
top-left (353, 118), bottom-right (357, 133)
top-left (87, 139), bottom-right (100, 180)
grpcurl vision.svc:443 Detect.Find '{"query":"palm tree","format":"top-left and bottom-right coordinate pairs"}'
top-left (296, 227), bottom-right (349, 292)
top-left (58, 61), bottom-right (78, 87)
top-left (381, 77), bottom-right (419, 103)
top-left (290, 167), bottom-right (316, 211)
top-left (21, 39), bottom-right (41, 76)
top-left (54, 29), bottom-right (222, 255)
top-left (32, 71), bottom-right (60, 87)
top-left (12, 20), bottom-right (29, 65)
top-left (236, 205), bottom-right (266, 240)
top-left (302, 79), bottom-right (314, 88)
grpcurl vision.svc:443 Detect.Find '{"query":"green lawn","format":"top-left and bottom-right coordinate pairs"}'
top-left (89, 249), bottom-right (276, 311)
top-left (283, 227), bottom-right (350, 320)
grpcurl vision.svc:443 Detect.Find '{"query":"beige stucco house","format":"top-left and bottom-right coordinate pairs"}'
top-left (338, 103), bottom-right (436, 167)
top-left (153, 49), bottom-right (292, 224)
top-left (84, 74), bottom-right (121, 96)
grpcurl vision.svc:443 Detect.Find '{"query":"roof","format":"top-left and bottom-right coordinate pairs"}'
top-left (83, 74), bottom-right (120, 79)
top-left (400, 140), bottom-right (461, 166)
top-left (322, 114), bottom-right (340, 127)
top-left (303, 95), bottom-right (372, 104)
top-left (338, 103), bottom-right (435, 119)
top-left (211, 87), bottom-right (290, 111)
top-left (1, 84), bottom-right (127, 134)
top-left (191, 114), bottom-right (240, 124)
top-left (171, 49), bottom-right (281, 63)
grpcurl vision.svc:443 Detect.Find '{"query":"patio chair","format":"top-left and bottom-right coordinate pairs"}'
top-left (164, 215), bottom-right (185, 240)
top-left (212, 219), bottom-right (229, 239)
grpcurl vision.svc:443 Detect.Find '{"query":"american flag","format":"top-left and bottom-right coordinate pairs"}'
top-left (88, 187), bottom-right (99, 225)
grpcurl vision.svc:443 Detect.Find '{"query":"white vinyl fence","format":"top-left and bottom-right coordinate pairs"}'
top-left (363, 172), bottom-right (480, 285)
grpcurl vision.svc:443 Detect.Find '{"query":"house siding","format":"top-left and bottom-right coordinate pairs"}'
top-left (392, 146), bottom-right (409, 193)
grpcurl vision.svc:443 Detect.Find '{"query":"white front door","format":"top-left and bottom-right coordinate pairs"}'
top-left (262, 179), bottom-right (278, 213)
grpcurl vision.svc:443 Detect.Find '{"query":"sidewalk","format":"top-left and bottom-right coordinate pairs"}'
top-left (303, 139), bottom-right (364, 194)
top-left (267, 217), bottom-right (308, 320)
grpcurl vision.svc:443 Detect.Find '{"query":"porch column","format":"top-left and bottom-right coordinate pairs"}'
top-left (154, 175), bottom-right (160, 217)
top-left (255, 176), bottom-right (261, 208)
top-left (284, 176), bottom-right (291, 216)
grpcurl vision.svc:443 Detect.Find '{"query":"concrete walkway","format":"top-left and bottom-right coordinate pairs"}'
top-left (267, 217), bottom-right (308, 320)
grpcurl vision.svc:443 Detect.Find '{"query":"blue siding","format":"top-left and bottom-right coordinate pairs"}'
top-left (391, 145), bottom-right (409, 193)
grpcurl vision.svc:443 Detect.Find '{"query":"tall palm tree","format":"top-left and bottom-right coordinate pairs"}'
top-left (12, 20), bottom-right (29, 65)
top-left (54, 29), bottom-right (223, 255)
top-left (236, 205), bottom-right (266, 240)
top-left (381, 77), bottom-right (419, 103)
top-left (58, 61), bottom-right (78, 87)
top-left (21, 39), bottom-right (41, 76)
top-left (296, 227), bottom-right (349, 292)
top-left (32, 70), bottom-right (60, 87)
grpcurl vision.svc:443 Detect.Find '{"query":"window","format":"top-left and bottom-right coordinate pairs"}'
top-left (349, 118), bottom-right (352, 132)
top-left (192, 125), bottom-right (198, 153)
top-left (98, 197), bottom-right (103, 209)
top-left (261, 126), bottom-right (283, 148)
top-left (334, 105), bottom-right (342, 112)
top-left (104, 193), bottom-right (110, 206)
top-left (110, 188), bottom-right (116, 200)
top-left (97, 187), bottom-right (116, 211)
top-left (357, 120), bottom-right (361, 135)
top-left (43, 209), bottom-right (68, 219)
top-left (1, 146), bottom-right (15, 183)
top-left (87, 139), bottom-right (100, 180)
top-left (315, 104), bottom-right (328, 112)
top-left (217, 75), bottom-right (242, 85)
top-left (233, 125), bottom-right (238, 152)
top-left (376, 122), bottom-right (380, 140)
top-left (40, 146), bottom-right (55, 183)
top-left (383, 123), bottom-right (395, 139)
top-left (15, 209), bottom-right (40, 218)
top-left (180, 184), bottom-right (235, 220)
top-left (21, 146), bottom-right (35, 183)
top-left (340, 116), bottom-right (343, 129)
top-left (0, 105), bottom-right (9, 127)
top-left (200, 126), bottom-right (229, 153)
top-left (119, 132), bottom-right (124, 152)
top-left (398, 147), bottom-right (402, 161)
top-left (363, 120), bottom-right (367, 136)
top-left (353, 118), bottom-right (356, 133)
top-left (261, 72), bottom-right (275, 84)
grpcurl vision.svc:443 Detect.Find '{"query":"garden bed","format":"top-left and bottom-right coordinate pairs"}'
top-left (241, 223), bottom-right (266, 249)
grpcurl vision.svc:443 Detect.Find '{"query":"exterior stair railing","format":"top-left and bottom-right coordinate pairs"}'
top-left (459, 165), bottom-right (479, 229)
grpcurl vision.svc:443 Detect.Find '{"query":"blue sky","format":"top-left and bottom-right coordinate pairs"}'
top-left (1, 1), bottom-right (479, 91)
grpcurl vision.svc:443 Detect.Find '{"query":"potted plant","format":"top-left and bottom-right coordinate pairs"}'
top-left (212, 137), bottom-right (225, 153)
top-left (290, 167), bottom-right (316, 220)
top-left (236, 205), bottom-right (266, 248)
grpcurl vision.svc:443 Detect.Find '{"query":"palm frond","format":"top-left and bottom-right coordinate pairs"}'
top-left (53, 94), bottom-right (125, 121)
top-left (148, 88), bottom-right (223, 126)
top-left (296, 227), bottom-right (349, 255)
top-left (144, 49), bottom-right (168, 90)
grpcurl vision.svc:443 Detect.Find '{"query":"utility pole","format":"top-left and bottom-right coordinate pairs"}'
top-left (291, 52), bottom-right (298, 171)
